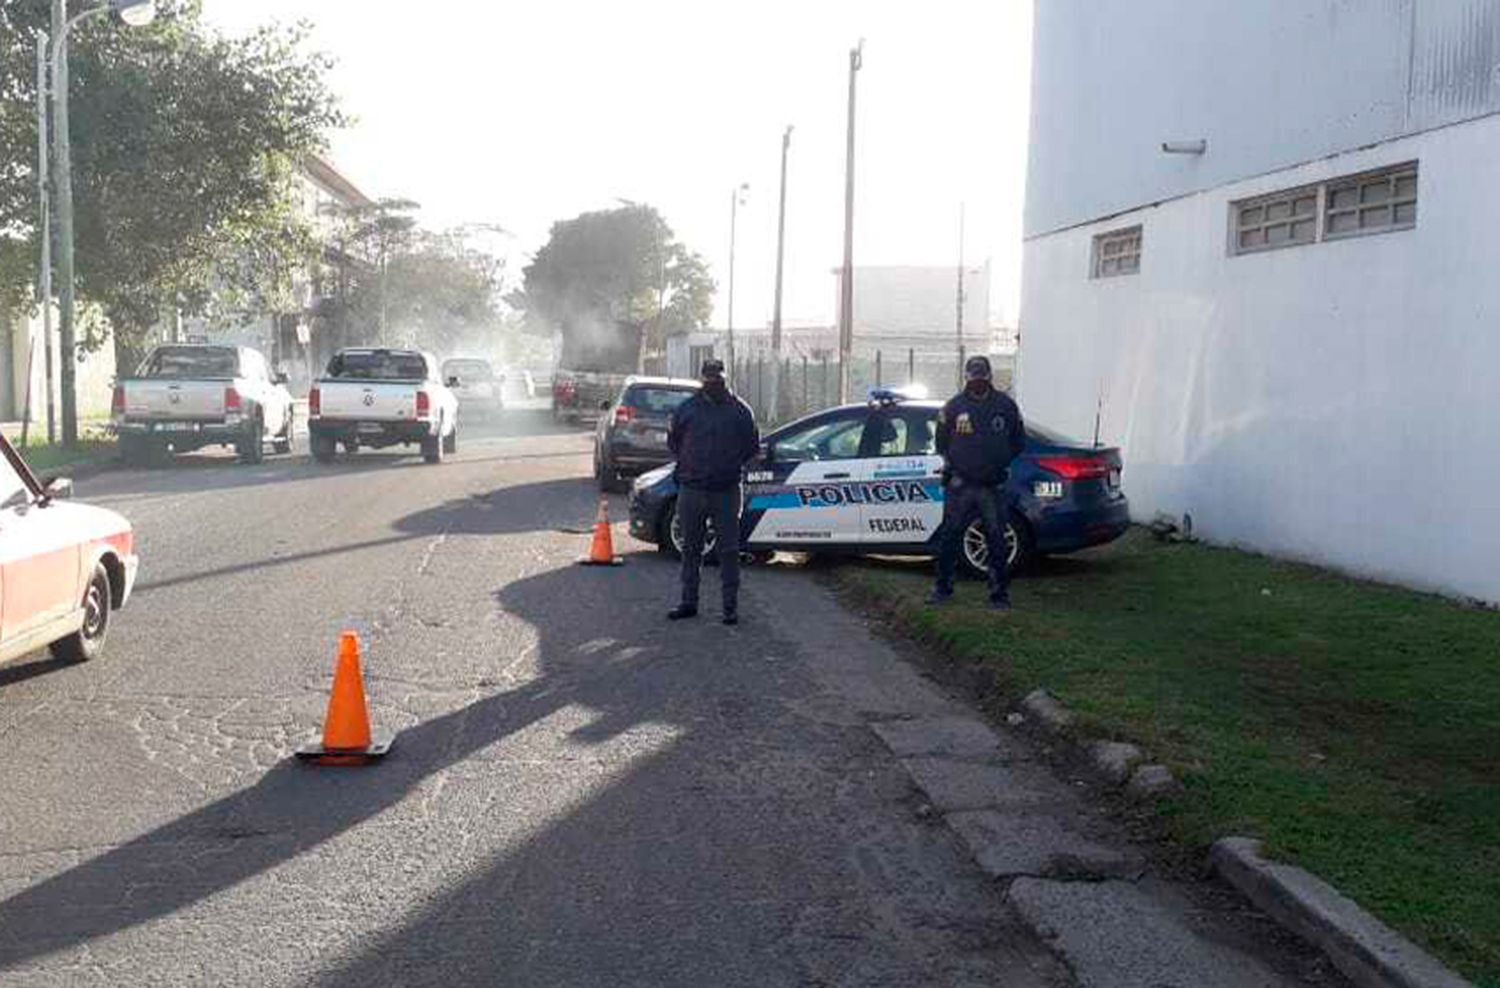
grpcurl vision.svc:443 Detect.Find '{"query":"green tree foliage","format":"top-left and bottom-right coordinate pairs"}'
top-left (513, 203), bottom-right (715, 354)
top-left (0, 1), bottom-right (341, 362)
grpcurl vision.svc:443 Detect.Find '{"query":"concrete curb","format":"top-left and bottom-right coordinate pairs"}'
top-left (1210, 837), bottom-right (1473, 988)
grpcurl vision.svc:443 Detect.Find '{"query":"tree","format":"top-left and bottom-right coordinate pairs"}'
top-left (0, 1), bottom-right (342, 367)
top-left (512, 204), bottom-right (715, 362)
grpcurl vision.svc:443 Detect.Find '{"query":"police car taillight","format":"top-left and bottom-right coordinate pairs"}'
top-left (1036, 455), bottom-right (1112, 481)
top-left (614, 405), bottom-right (635, 425)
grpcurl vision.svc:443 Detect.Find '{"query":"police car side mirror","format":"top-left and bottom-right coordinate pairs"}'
top-left (759, 441), bottom-right (773, 463)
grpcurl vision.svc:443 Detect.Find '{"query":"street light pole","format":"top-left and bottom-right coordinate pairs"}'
top-left (726, 182), bottom-right (747, 374)
top-left (769, 127), bottom-right (791, 421)
top-left (837, 40), bottom-right (863, 403)
top-left (36, 30), bottom-right (56, 444)
top-left (49, 0), bottom-right (157, 447)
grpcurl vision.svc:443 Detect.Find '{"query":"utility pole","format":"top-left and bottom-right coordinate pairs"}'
top-left (51, 0), bottom-right (79, 445)
top-left (36, 30), bottom-right (55, 443)
top-left (770, 127), bottom-right (792, 421)
top-left (955, 203), bottom-right (966, 388)
top-left (837, 40), bottom-right (863, 403)
top-left (726, 182), bottom-right (748, 373)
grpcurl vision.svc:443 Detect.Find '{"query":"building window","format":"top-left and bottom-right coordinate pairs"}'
top-left (1092, 226), bottom-right (1142, 278)
top-left (1324, 165), bottom-right (1418, 239)
top-left (1234, 186), bottom-right (1318, 253)
top-left (1230, 162), bottom-right (1417, 256)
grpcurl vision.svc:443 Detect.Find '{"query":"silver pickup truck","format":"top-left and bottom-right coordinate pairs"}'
top-left (307, 348), bottom-right (460, 464)
top-left (112, 345), bottom-right (296, 466)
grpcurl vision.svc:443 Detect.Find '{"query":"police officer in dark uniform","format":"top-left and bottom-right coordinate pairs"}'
top-left (666, 358), bottom-right (760, 625)
top-left (929, 355), bottom-right (1027, 611)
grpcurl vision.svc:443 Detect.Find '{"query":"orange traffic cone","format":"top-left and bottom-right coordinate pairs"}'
top-left (577, 496), bottom-right (624, 566)
top-left (296, 631), bottom-right (395, 763)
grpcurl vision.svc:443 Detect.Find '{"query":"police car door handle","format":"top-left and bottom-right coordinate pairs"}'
top-left (824, 471), bottom-right (851, 479)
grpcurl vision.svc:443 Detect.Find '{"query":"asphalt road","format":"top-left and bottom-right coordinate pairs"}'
top-left (0, 411), bottom-right (1078, 987)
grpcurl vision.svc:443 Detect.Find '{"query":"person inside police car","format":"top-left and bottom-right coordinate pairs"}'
top-left (666, 358), bottom-right (760, 626)
top-left (929, 355), bottom-right (1027, 612)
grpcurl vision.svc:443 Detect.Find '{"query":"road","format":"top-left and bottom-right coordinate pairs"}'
top-left (0, 412), bottom-right (1078, 987)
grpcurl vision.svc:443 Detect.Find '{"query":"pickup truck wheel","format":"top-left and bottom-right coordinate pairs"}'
top-left (50, 563), bottom-right (112, 663)
top-left (310, 433), bottom-right (337, 463)
top-left (120, 435), bottom-right (149, 468)
top-left (272, 414), bottom-right (293, 455)
top-left (422, 432), bottom-right (444, 464)
top-left (237, 417), bottom-right (265, 465)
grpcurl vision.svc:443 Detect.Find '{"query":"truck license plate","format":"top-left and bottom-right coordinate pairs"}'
top-left (157, 422), bottom-right (195, 432)
top-left (358, 423), bottom-right (384, 434)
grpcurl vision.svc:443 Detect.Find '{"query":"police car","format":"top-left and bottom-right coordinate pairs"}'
top-left (627, 389), bottom-right (1131, 576)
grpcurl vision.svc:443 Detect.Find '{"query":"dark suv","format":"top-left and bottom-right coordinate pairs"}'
top-left (593, 377), bottom-right (700, 492)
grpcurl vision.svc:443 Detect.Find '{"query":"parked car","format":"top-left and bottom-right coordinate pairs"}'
top-left (442, 357), bottom-right (504, 419)
top-left (308, 348), bottom-right (459, 464)
top-left (0, 432), bottom-right (138, 667)
top-left (627, 389), bottom-right (1130, 576)
top-left (112, 344), bottom-right (296, 466)
top-left (593, 376), bottom-right (700, 492)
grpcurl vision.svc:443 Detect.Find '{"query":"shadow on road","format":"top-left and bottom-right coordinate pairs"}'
top-left (393, 477), bottom-right (621, 537)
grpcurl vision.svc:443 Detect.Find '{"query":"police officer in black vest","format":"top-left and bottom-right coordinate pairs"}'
top-left (929, 355), bottom-right (1027, 611)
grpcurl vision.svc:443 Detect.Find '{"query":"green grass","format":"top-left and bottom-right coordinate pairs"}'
top-left (839, 531), bottom-right (1500, 986)
top-left (3, 423), bottom-right (117, 476)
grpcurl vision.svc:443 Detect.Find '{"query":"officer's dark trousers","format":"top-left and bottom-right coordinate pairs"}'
top-left (934, 480), bottom-right (1011, 604)
top-left (678, 484), bottom-right (742, 613)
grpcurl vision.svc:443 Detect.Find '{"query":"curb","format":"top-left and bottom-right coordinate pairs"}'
top-left (1210, 838), bottom-right (1473, 988)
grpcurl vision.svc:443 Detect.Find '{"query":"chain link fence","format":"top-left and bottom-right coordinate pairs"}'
top-left (731, 345), bottom-right (1014, 426)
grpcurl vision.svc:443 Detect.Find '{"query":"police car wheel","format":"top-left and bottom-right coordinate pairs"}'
top-left (663, 499), bottom-right (717, 560)
top-left (960, 515), bottom-right (1031, 578)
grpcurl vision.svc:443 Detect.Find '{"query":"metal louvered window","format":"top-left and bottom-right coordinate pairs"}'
top-left (1324, 165), bottom-right (1418, 239)
top-left (1230, 162), bottom-right (1417, 256)
top-left (1234, 187), bottom-right (1319, 253)
top-left (1091, 226), bottom-right (1142, 278)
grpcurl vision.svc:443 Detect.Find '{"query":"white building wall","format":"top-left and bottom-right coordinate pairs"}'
top-left (1027, 0), bottom-right (1500, 237)
top-left (1020, 117), bottom-right (1500, 601)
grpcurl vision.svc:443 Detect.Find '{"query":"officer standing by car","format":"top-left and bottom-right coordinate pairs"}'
top-left (930, 355), bottom-right (1027, 611)
top-left (666, 358), bottom-right (760, 625)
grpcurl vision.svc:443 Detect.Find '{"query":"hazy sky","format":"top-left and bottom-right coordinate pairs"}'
top-left (203, 1), bottom-right (1033, 329)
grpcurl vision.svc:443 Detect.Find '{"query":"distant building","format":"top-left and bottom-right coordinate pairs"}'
top-left (1020, 0), bottom-right (1500, 602)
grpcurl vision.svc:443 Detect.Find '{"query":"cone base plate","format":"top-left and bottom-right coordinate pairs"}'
top-left (576, 557), bottom-right (625, 566)
top-left (295, 728), bottom-right (396, 763)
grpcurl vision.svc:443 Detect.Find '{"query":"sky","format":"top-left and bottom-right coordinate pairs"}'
top-left (203, 1), bottom-right (1033, 330)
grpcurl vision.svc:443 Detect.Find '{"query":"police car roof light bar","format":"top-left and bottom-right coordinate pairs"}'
top-left (867, 384), bottom-right (927, 405)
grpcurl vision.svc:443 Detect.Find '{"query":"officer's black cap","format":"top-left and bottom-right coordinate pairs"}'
top-left (964, 355), bottom-right (993, 381)
top-left (701, 358), bottom-right (726, 381)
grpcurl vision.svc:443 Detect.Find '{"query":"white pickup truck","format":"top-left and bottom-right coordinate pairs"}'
top-left (112, 344), bottom-right (296, 466)
top-left (308, 348), bottom-right (459, 464)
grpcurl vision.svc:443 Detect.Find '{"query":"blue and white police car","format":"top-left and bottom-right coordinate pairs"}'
top-left (627, 389), bottom-right (1131, 576)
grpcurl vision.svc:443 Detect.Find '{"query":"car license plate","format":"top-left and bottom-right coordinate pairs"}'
top-left (358, 422), bottom-right (384, 434)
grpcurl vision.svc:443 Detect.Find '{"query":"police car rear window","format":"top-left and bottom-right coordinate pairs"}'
top-left (1025, 422), bottom-right (1082, 446)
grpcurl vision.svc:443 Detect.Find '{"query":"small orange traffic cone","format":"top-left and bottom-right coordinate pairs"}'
top-left (296, 631), bottom-right (395, 763)
top-left (577, 495), bottom-right (624, 566)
